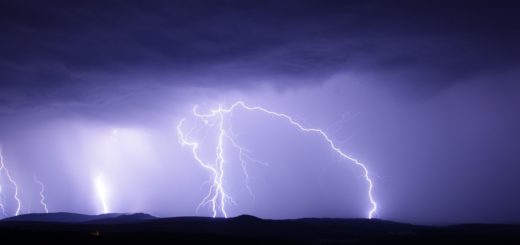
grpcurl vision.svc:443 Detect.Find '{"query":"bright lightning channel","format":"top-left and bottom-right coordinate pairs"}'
top-left (33, 175), bottom-right (49, 213)
top-left (0, 147), bottom-right (22, 216)
top-left (0, 184), bottom-right (5, 217)
top-left (95, 175), bottom-right (109, 214)
top-left (177, 101), bottom-right (377, 219)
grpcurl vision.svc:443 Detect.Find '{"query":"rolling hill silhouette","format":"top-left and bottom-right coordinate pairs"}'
top-left (1, 213), bottom-right (519, 244)
top-left (2, 212), bottom-right (124, 223)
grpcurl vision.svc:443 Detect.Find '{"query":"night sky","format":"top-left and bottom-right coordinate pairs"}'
top-left (0, 0), bottom-right (519, 224)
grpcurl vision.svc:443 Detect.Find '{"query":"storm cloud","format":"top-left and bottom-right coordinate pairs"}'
top-left (1, 0), bottom-right (518, 103)
top-left (0, 0), bottom-right (519, 224)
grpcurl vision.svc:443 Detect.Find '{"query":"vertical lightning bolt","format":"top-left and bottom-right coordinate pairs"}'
top-left (177, 101), bottom-right (377, 219)
top-left (95, 175), bottom-right (109, 214)
top-left (0, 147), bottom-right (22, 216)
top-left (33, 176), bottom-right (49, 213)
top-left (0, 183), bottom-right (6, 217)
top-left (177, 116), bottom-right (233, 218)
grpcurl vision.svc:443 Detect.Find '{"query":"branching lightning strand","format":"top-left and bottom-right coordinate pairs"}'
top-left (33, 175), bottom-right (49, 213)
top-left (177, 101), bottom-right (377, 219)
top-left (0, 184), bottom-right (6, 217)
top-left (0, 147), bottom-right (21, 216)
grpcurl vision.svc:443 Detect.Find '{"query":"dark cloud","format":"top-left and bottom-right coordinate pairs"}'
top-left (1, 0), bottom-right (519, 106)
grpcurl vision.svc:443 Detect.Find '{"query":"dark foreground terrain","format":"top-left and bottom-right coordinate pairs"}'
top-left (1, 213), bottom-right (519, 244)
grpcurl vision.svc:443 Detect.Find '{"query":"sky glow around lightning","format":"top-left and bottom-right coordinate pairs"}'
top-left (0, 147), bottom-right (22, 216)
top-left (177, 101), bottom-right (377, 219)
top-left (33, 176), bottom-right (49, 213)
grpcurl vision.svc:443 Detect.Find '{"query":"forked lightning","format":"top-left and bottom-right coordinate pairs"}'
top-left (177, 101), bottom-right (377, 219)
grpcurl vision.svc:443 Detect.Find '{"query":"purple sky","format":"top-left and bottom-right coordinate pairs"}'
top-left (0, 0), bottom-right (519, 224)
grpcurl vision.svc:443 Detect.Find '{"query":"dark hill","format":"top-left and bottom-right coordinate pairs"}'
top-left (1, 213), bottom-right (519, 244)
top-left (1, 212), bottom-right (122, 223)
top-left (84, 213), bottom-right (156, 224)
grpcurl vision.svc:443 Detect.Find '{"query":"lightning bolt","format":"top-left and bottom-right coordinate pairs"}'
top-left (0, 184), bottom-right (6, 217)
top-left (177, 101), bottom-right (377, 219)
top-left (95, 175), bottom-right (109, 214)
top-left (177, 116), bottom-right (233, 218)
top-left (0, 147), bottom-right (22, 216)
top-left (226, 133), bottom-right (269, 200)
top-left (33, 175), bottom-right (49, 213)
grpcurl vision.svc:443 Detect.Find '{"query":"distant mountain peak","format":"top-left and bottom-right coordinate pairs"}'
top-left (233, 214), bottom-right (262, 221)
